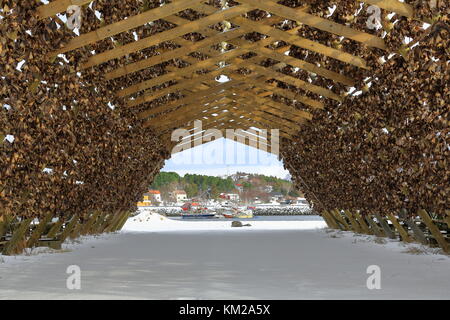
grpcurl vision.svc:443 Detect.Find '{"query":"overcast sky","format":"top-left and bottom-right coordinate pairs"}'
top-left (162, 138), bottom-right (290, 179)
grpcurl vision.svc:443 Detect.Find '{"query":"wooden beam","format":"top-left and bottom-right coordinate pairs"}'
top-left (117, 47), bottom-right (246, 98)
top-left (375, 213), bottom-right (396, 239)
top-left (80, 4), bottom-right (251, 68)
top-left (237, 0), bottom-right (386, 49)
top-left (232, 87), bottom-right (313, 121)
top-left (417, 210), bottom-right (449, 253)
top-left (344, 210), bottom-right (363, 233)
top-left (138, 80), bottom-right (243, 120)
top-left (104, 5), bottom-right (289, 79)
top-left (235, 58), bottom-right (342, 101)
top-left (46, 219), bottom-right (64, 239)
top-left (36, 0), bottom-right (92, 20)
top-left (387, 213), bottom-right (413, 243)
top-left (232, 103), bottom-right (301, 135)
top-left (228, 39), bottom-right (355, 86)
top-left (147, 84), bottom-right (305, 134)
top-left (361, 0), bottom-right (414, 18)
top-left (353, 211), bottom-right (372, 234)
top-left (59, 216), bottom-right (80, 242)
top-left (365, 215), bottom-right (386, 237)
top-left (27, 213), bottom-right (54, 248)
top-left (2, 218), bottom-right (32, 255)
top-left (154, 98), bottom-right (236, 129)
top-left (232, 16), bottom-right (368, 69)
top-left (51, 0), bottom-right (206, 56)
top-left (232, 73), bottom-right (325, 109)
top-left (104, 29), bottom-right (247, 80)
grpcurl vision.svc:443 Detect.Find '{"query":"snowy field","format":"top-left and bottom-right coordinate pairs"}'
top-left (0, 212), bottom-right (449, 300)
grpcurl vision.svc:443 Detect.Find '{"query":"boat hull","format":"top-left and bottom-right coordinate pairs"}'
top-left (182, 214), bottom-right (216, 219)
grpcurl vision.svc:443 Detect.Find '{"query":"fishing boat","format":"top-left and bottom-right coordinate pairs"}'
top-left (181, 201), bottom-right (216, 219)
top-left (222, 206), bottom-right (254, 219)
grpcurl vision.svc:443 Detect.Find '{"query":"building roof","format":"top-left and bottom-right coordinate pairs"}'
top-left (148, 190), bottom-right (161, 194)
top-left (173, 190), bottom-right (186, 195)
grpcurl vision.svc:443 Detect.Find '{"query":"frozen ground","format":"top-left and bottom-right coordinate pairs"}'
top-left (0, 212), bottom-right (449, 300)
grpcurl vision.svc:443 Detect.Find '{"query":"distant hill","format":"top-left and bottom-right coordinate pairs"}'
top-left (150, 172), bottom-right (301, 202)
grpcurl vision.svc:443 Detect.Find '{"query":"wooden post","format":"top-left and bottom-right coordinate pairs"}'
top-left (353, 211), bottom-right (372, 235)
top-left (417, 210), bottom-right (449, 253)
top-left (0, 215), bottom-right (9, 239)
top-left (46, 219), bottom-right (64, 239)
top-left (91, 212), bottom-right (107, 234)
top-left (109, 211), bottom-right (126, 232)
top-left (406, 218), bottom-right (428, 245)
top-left (27, 213), bottom-right (53, 248)
top-left (365, 215), bottom-right (386, 237)
top-left (80, 211), bottom-right (100, 235)
top-left (330, 209), bottom-right (350, 230)
top-left (98, 213), bottom-right (116, 233)
top-left (59, 216), bottom-right (79, 242)
top-left (2, 218), bottom-right (32, 256)
top-left (445, 210), bottom-right (450, 229)
top-left (322, 211), bottom-right (340, 229)
top-left (375, 213), bottom-right (396, 239)
top-left (115, 212), bottom-right (130, 231)
top-left (69, 219), bottom-right (84, 240)
top-left (103, 211), bottom-right (124, 233)
top-left (343, 210), bottom-right (362, 233)
top-left (387, 213), bottom-right (413, 243)
top-left (320, 211), bottom-right (332, 228)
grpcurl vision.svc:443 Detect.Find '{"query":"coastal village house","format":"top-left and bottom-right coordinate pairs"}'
top-left (220, 193), bottom-right (240, 202)
top-left (148, 190), bottom-right (162, 203)
top-left (137, 190), bottom-right (162, 207)
top-left (171, 190), bottom-right (187, 204)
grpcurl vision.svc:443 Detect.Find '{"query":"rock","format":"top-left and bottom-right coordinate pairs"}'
top-left (231, 221), bottom-right (243, 228)
top-left (231, 221), bottom-right (251, 228)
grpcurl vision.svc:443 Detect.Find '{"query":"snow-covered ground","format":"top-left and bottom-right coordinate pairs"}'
top-left (0, 212), bottom-right (449, 300)
top-left (124, 211), bottom-right (323, 232)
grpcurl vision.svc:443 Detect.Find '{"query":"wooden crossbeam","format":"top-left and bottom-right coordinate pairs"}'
top-left (231, 87), bottom-right (312, 121)
top-left (235, 58), bottom-right (342, 101)
top-left (36, 0), bottom-right (93, 20)
top-left (119, 29), bottom-right (342, 103)
top-left (117, 47), bottom-right (246, 98)
top-left (51, 0), bottom-right (205, 56)
top-left (224, 102), bottom-right (299, 136)
top-left (175, 119), bottom-right (274, 148)
top-left (80, 4), bottom-right (251, 68)
top-left (417, 210), bottom-right (449, 253)
top-left (104, 28), bottom-right (247, 80)
top-left (126, 70), bottom-right (232, 108)
top-left (105, 5), bottom-right (288, 79)
top-left (230, 40), bottom-right (355, 86)
top-left (138, 80), bottom-right (243, 120)
top-left (133, 48), bottom-right (335, 117)
top-left (232, 73), bottom-right (324, 109)
top-left (172, 120), bottom-right (279, 155)
top-left (144, 76), bottom-right (310, 128)
top-left (173, 122), bottom-right (265, 153)
top-left (232, 96), bottom-right (305, 129)
top-left (232, 17), bottom-right (368, 69)
top-left (361, 0), bottom-right (414, 18)
top-left (177, 81), bottom-right (312, 123)
top-left (155, 97), bottom-right (296, 139)
top-left (238, 0), bottom-right (386, 49)
top-left (228, 109), bottom-right (297, 138)
top-left (153, 98), bottom-right (235, 130)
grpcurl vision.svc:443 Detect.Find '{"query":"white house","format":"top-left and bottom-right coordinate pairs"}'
top-left (148, 190), bottom-right (162, 203)
top-left (172, 190), bottom-right (187, 203)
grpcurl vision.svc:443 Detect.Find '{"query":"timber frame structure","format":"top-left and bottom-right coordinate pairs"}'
top-left (0, 0), bottom-right (448, 255)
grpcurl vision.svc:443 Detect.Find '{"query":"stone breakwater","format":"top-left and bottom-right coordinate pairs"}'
top-left (253, 206), bottom-right (315, 216)
top-left (135, 206), bottom-right (315, 217)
